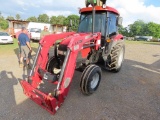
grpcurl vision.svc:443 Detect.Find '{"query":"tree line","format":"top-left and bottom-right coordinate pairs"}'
top-left (0, 12), bottom-right (160, 38)
top-left (0, 12), bottom-right (79, 31)
top-left (119, 20), bottom-right (160, 39)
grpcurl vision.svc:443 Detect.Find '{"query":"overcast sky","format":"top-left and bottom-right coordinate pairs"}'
top-left (1, 0), bottom-right (160, 27)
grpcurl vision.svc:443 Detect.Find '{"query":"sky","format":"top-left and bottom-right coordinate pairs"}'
top-left (0, 0), bottom-right (160, 27)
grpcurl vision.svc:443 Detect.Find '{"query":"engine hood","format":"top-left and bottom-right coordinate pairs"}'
top-left (40, 32), bottom-right (101, 48)
top-left (60, 32), bottom-right (94, 45)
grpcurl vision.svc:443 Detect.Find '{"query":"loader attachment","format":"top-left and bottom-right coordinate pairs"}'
top-left (20, 31), bottom-right (101, 114)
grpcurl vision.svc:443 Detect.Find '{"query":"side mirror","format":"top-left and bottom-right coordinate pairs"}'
top-left (117, 17), bottom-right (123, 26)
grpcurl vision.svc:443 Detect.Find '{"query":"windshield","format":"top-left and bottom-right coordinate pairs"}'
top-left (0, 32), bottom-right (9, 36)
top-left (30, 28), bottom-right (41, 33)
top-left (78, 12), bottom-right (106, 36)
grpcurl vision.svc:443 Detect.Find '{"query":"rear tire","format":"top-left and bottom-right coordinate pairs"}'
top-left (107, 44), bottom-right (125, 72)
top-left (80, 64), bottom-right (102, 95)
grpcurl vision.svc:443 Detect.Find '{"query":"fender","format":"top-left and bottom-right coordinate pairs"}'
top-left (102, 34), bottom-right (124, 61)
top-left (111, 34), bottom-right (123, 41)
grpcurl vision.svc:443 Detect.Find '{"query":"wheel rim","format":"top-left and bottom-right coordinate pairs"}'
top-left (117, 48), bottom-right (124, 68)
top-left (91, 73), bottom-right (99, 89)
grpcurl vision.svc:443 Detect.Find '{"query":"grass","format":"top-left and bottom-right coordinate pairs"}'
top-left (0, 39), bottom-right (159, 56)
top-left (0, 39), bottom-right (39, 55)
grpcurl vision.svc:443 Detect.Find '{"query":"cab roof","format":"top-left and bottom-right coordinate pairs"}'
top-left (80, 6), bottom-right (119, 15)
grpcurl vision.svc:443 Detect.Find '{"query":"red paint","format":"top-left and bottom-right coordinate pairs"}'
top-left (111, 34), bottom-right (123, 41)
top-left (81, 48), bottom-right (90, 58)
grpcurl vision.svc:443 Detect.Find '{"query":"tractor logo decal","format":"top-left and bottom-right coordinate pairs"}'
top-left (75, 40), bottom-right (82, 45)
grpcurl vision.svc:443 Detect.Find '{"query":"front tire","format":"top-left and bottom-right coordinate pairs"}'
top-left (80, 64), bottom-right (102, 95)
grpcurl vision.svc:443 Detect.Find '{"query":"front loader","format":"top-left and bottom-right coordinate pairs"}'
top-left (20, 0), bottom-right (125, 114)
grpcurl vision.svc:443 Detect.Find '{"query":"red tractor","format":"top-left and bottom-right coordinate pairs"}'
top-left (20, 0), bottom-right (125, 114)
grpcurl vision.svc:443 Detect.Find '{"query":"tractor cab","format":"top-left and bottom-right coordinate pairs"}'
top-left (78, 3), bottom-right (122, 46)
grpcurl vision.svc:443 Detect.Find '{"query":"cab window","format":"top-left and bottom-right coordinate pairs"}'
top-left (108, 12), bottom-right (117, 36)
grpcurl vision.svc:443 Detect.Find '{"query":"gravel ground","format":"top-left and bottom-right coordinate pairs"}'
top-left (0, 42), bottom-right (160, 120)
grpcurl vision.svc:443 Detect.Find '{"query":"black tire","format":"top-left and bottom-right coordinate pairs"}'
top-left (80, 64), bottom-right (102, 95)
top-left (46, 56), bottom-right (60, 74)
top-left (80, 64), bottom-right (95, 92)
top-left (107, 44), bottom-right (125, 72)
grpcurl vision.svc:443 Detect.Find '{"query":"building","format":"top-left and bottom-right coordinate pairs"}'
top-left (7, 19), bottom-right (29, 38)
top-left (52, 24), bottom-right (67, 33)
top-left (7, 20), bottom-right (67, 38)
